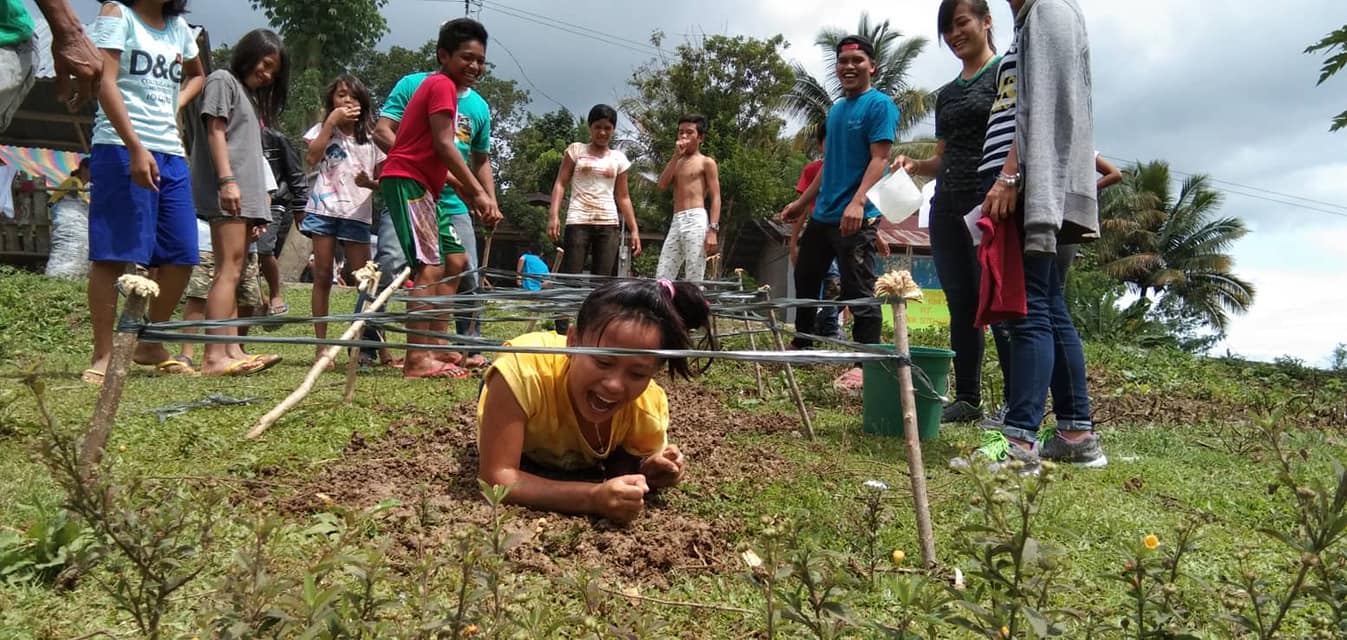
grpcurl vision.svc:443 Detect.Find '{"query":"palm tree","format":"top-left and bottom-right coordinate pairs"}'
top-left (783, 13), bottom-right (933, 148)
top-left (1095, 160), bottom-right (1256, 332)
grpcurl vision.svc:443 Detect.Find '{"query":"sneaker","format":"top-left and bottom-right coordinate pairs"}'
top-left (941, 400), bottom-right (984, 424)
top-left (979, 405), bottom-right (1008, 431)
top-left (950, 431), bottom-right (1042, 476)
top-left (1039, 432), bottom-right (1108, 468)
top-left (832, 367), bottom-right (864, 396)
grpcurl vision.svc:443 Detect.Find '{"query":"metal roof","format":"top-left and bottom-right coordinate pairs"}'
top-left (0, 21), bottom-right (212, 154)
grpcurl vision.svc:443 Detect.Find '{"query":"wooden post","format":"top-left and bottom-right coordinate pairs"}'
top-left (760, 286), bottom-right (814, 441)
top-left (880, 274), bottom-right (938, 569)
top-left (735, 269), bottom-right (765, 399)
top-left (251, 267), bottom-right (413, 439)
top-left (80, 275), bottom-right (158, 478)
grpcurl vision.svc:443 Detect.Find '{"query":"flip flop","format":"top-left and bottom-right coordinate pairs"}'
top-left (152, 359), bottom-right (197, 376)
top-left (81, 369), bottom-right (105, 386)
top-left (404, 363), bottom-right (470, 379)
top-left (248, 353), bottom-right (283, 372)
top-left (269, 302), bottom-right (289, 316)
top-left (173, 355), bottom-right (194, 370)
top-left (209, 358), bottom-right (268, 377)
top-left (463, 354), bottom-right (490, 369)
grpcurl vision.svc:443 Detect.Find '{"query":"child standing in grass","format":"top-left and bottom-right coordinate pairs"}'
top-left (302, 74), bottom-right (384, 366)
top-left (83, 0), bottom-right (205, 385)
top-left (654, 113), bottom-right (720, 283)
top-left (477, 279), bottom-right (711, 523)
top-left (190, 28), bottom-right (287, 377)
top-left (379, 18), bottom-right (495, 379)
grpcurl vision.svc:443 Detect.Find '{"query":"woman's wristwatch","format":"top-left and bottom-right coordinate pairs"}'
top-left (708, 222), bottom-right (720, 232)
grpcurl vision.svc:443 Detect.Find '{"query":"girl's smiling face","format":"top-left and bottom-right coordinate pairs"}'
top-left (566, 319), bottom-right (662, 426)
top-left (245, 53), bottom-right (282, 90)
top-left (943, 2), bottom-right (993, 60)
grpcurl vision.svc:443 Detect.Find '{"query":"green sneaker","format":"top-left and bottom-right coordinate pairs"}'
top-left (950, 431), bottom-right (1041, 475)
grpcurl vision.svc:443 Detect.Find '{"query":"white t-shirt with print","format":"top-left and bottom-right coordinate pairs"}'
top-left (303, 124), bottom-right (385, 223)
top-left (564, 142), bottom-right (631, 226)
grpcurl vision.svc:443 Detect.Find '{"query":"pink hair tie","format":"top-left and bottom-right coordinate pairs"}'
top-left (657, 279), bottom-right (676, 298)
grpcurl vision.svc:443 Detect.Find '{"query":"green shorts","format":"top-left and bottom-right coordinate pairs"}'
top-left (185, 251), bottom-right (262, 308)
top-left (380, 176), bottom-right (464, 266)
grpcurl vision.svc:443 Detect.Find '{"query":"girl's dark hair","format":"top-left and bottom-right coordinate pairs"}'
top-left (324, 74), bottom-right (374, 146)
top-left (230, 29), bottom-right (289, 124)
top-left (937, 0), bottom-right (996, 53)
top-left (102, 0), bottom-right (189, 17)
top-left (587, 104), bottom-right (618, 127)
top-left (438, 17), bottom-right (488, 55)
top-left (75, 157), bottom-right (90, 173)
top-left (574, 279), bottom-right (716, 380)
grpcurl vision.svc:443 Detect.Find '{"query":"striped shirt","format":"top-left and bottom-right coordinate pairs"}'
top-left (978, 38), bottom-right (1019, 174)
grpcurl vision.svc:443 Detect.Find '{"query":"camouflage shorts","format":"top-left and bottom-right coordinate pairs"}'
top-left (185, 251), bottom-right (263, 308)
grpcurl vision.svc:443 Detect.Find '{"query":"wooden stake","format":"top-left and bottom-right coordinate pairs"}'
top-left (760, 286), bottom-right (814, 441)
top-left (735, 269), bottom-right (765, 399)
top-left (81, 275), bottom-right (157, 478)
top-left (891, 297), bottom-right (937, 569)
top-left (250, 267), bottom-right (413, 439)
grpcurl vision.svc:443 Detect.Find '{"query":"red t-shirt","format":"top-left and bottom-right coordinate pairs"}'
top-left (381, 72), bottom-right (460, 198)
top-left (796, 159), bottom-right (823, 214)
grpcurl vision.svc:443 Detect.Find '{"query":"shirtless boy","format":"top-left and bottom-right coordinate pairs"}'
top-left (654, 114), bottom-right (721, 282)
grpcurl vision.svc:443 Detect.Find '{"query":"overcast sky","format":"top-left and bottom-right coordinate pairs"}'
top-left (33, 0), bottom-right (1347, 365)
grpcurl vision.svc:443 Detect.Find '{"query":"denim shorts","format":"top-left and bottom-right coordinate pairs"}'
top-left (88, 144), bottom-right (198, 266)
top-left (298, 212), bottom-right (372, 244)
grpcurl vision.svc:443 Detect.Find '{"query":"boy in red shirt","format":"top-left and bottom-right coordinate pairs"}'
top-left (380, 18), bottom-right (496, 378)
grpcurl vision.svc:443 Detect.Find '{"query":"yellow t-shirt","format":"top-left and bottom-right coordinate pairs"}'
top-left (477, 331), bottom-right (669, 471)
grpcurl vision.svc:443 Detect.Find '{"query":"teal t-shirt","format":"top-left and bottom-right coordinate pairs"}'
top-left (0, 0), bottom-right (32, 47)
top-left (812, 88), bottom-right (899, 224)
top-left (89, 10), bottom-right (200, 156)
top-left (380, 72), bottom-right (491, 215)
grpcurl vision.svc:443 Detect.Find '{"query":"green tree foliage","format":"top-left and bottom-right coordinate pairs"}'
top-left (498, 109), bottom-right (586, 195)
top-left (621, 34), bottom-right (801, 253)
top-left (783, 13), bottom-right (933, 148)
top-left (494, 109), bottom-right (588, 253)
top-left (1094, 160), bottom-right (1255, 335)
top-left (249, 0), bottom-right (390, 135)
top-left (1306, 25), bottom-right (1347, 131)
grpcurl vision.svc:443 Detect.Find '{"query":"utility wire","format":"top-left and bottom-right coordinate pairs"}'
top-left (1102, 154), bottom-right (1347, 220)
top-left (425, 0), bottom-right (664, 57)
top-left (489, 34), bottom-right (569, 111)
top-left (479, 0), bottom-right (669, 55)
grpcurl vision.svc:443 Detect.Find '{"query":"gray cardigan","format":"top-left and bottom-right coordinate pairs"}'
top-left (1016, 0), bottom-right (1099, 254)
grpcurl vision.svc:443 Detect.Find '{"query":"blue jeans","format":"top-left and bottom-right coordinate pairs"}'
top-left (1001, 252), bottom-right (1092, 442)
top-left (358, 210), bottom-right (409, 359)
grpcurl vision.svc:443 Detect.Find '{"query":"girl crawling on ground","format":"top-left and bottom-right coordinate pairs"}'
top-left (477, 279), bottom-right (713, 523)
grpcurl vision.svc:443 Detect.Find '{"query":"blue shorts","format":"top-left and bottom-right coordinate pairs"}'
top-left (88, 144), bottom-right (198, 266)
top-left (298, 212), bottom-right (372, 244)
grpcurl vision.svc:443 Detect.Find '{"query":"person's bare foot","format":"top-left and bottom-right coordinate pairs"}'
top-left (132, 343), bottom-right (176, 367)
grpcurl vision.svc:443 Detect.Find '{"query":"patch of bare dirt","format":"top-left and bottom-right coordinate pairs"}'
top-left (271, 384), bottom-right (796, 586)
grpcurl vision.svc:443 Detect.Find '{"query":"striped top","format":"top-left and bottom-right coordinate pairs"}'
top-left (978, 38), bottom-right (1019, 174)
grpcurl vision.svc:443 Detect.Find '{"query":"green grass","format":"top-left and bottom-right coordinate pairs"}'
top-left (0, 266), bottom-right (1344, 638)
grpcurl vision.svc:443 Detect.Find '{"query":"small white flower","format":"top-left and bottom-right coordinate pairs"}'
top-left (864, 480), bottom-right (890, 491)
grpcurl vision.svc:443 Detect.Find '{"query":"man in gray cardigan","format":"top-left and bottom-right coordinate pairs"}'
top-left (963, 0), bottom-right (1106, 472)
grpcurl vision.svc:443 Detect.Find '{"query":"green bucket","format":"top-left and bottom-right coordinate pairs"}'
top-left (862, 345), bottom-right (953, 441)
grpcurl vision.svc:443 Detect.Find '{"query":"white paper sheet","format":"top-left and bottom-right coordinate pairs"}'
top-left (965, 205), bottom-right (984, 246)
